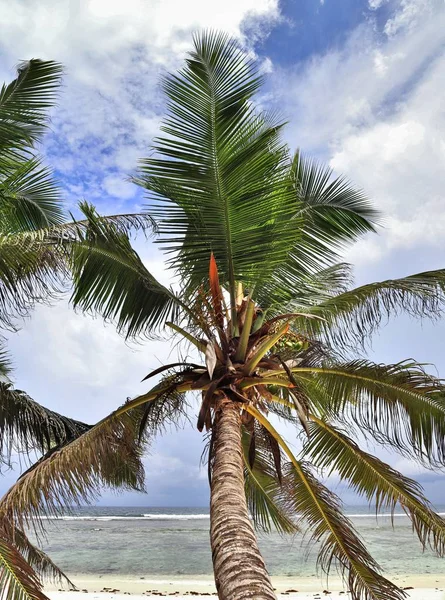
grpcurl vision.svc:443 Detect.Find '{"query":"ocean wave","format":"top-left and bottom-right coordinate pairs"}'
top-left (142, 514), bottom-right (210, 520)
top-left (37, 511), bottom-right (445, 521)
top-left (37, 514), bottom-right (211, 521)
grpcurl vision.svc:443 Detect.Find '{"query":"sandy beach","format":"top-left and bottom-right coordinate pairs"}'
top-left (45, 574), bottom-right (445, 599)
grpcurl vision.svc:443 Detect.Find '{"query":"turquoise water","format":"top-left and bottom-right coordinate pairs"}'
top-left (32, 506), bottom-right (445, 579)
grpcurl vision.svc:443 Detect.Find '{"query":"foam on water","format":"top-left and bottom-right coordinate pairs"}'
top-left (37, 512), bottom-right (445, 521)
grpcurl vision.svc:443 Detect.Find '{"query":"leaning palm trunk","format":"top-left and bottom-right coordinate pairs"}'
top-left (210, 398), bottom-right (277, 600)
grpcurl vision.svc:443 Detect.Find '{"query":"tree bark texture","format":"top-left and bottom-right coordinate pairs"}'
top-left (210, 399), bottom-right (277, 600)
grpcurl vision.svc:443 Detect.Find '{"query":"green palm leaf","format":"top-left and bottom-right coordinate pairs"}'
top-left (134, 31), bottom-right (296, 316)
top-left (0, 535), bottom-right (48, 600)
top-left (294, 269), bottom-right (445, 348)
top-left (241, 426), bottom-right (297, 535)
top-left (0, 230), bottom-right (66, 329)
top-left (0, 203), bottom-right (156, 330)
top-left (0, 157), bottom-right (64, 232)
top-left (0, 346), bottom-right (12, 380)
top-left (69, 205), bottom-right (185, 337)
top-left (304, 417), bottom-right (445, 555)
top-left (245, 406), bottom-right (404, 600)
top-left (268, 360), bottom-right (445, 465)
top-left (0, 59), bottom-right (62, 154)
top-left (255, 153), bottom-right (378, 311)
top-left (281, 461), bottom-right (404, 600)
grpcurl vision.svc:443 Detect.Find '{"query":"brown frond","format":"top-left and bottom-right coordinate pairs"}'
top-left (0, 520), bottom-right (73, 588)
top-left (0, 534), bottom-right (48, 600)
top-left (0, 407), bottom-right (146, 535)
top-left (0, 382), bottom-right (90, 467)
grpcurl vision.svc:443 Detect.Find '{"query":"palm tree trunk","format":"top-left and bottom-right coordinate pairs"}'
top-left (210, 398), bottom-right (277, 600)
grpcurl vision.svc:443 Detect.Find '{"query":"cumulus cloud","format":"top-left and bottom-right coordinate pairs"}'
top-left (269, 0), bottom-right (445, 268)
top-left (368, 0), bottom-right (389, 9)
top-left (0, 0), bottom-right (279, 215)
top-left (384, 0), bottom-right (436, 36)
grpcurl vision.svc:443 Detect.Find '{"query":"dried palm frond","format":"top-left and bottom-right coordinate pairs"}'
top-left (0, 382), bottom-right (90, 467)
top-left (0, 406), bottom-right (145, 534)
top-left (0, 519), bottom-right (72, 587)
top-left (0, 534), bottom-right (48, 600)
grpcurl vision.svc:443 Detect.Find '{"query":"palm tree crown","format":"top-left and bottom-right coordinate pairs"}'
top-left (2, 31), bottom-right (445, 600)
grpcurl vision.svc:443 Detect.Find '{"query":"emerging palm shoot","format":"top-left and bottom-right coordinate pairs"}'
top-left (2, 31), bottom-right (445, 600)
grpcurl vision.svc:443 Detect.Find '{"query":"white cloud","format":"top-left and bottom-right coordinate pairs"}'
top-left (270, 0), bottom-right (445, 266)
top-left (0, 0), bottom-right (279, 215)
top-left (368, 0), bottom-right (389, 8)
top-left (103, 175), bottom-right (136, 200)
top-left (5, 300), bottom-right (172, 422)
top-left (384, 0), bottom-right (436, 37)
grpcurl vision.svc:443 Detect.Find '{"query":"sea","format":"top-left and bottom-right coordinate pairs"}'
top-left (31, 506), bottom-right (445, 580)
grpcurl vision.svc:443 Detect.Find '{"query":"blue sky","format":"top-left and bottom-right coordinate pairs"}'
top-left (1, 0), bottom-right (445, 508)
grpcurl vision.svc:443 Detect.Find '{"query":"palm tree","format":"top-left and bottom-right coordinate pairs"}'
top-left (2, 31), bottom-right (445, 600)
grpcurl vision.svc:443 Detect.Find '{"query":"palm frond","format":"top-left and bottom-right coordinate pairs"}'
top-left (241, 426), bottom-right (297, 535)
top-left (290, 151), bottom-right (379, 252)
top-left (134, 31), bottom-right (296, 310)
top-left (283, 360), bottom-right (445, 466)
top-left (295, 269), bottom-right (445, 348)
top-left (0, 346), bottom-right (12, 380)
top-left (255, 151), bottom-right (378, 312)
top-left (0, 157), bottom-right (64, 232)
top-left (245, 406), bottom-right (405, 600)
top-left (304, 417), bottom-right (445, 555)
top-left (70, 204), bottom-right (185, 337)
top-left (0, 406), bottom-right (146, 534)
top-left (136, 372), bottom-right (190, 441)
top-left (0, 59), bottom-right (62, 154)
top-left (0, 378), bottom-right (193, 534)
top-left (0, 381), bottom-right (90, 467)
top-left (0, 521), bottom-right (72, 587)
top-left (282, 461), bottom-right (404, 600)
top-left (0, 230), bottom-right (66, 329)
top-left (0, 535), bottom-right (48, 600)
top-left (0, 203), bottom-right (156, 330)
top-left (281, 262), bottom-right (353, 310)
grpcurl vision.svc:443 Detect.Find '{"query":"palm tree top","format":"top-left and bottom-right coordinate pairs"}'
top-left (2, 31), bottom-right (445, 600)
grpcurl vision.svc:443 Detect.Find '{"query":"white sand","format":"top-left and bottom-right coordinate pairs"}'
top-left (45, 574), bottom-right (445, 599)
top-left (46, 590), bottom-right (445, 600)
